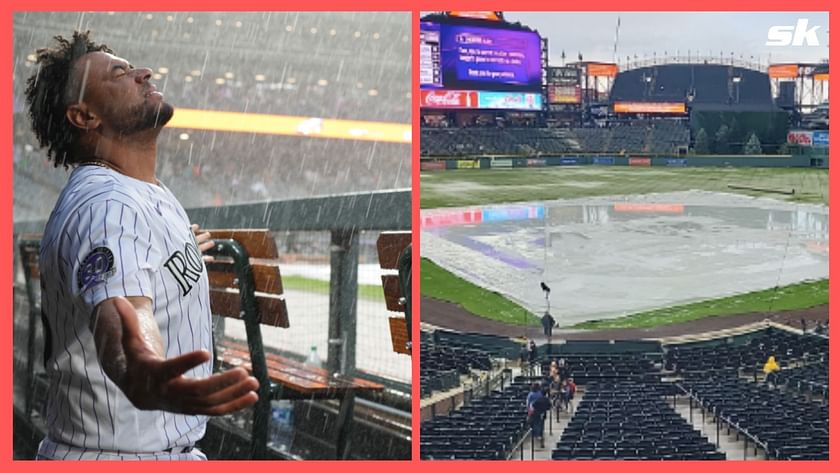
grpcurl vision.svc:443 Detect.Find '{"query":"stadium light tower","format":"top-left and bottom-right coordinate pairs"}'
top-left (541, 281), bottom-right (551, 312)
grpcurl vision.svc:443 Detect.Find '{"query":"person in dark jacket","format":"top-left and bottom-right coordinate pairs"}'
top-left (526, 383), bottom-right (548, 448)
top-left (541, 312), bottom-right (556, 338)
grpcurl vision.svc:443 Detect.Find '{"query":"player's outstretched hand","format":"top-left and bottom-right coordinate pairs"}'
top-left (113, 297), bottom-right (259, 415)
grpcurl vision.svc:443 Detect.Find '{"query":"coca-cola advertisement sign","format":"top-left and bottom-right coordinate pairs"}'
top-left (787, 131), bottom-right (813, 146)
top-left (420, 90), bottom-right (477, 108)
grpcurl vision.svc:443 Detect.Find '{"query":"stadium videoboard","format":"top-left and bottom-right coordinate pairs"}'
top-left (420, 21), bottom-right (542, 92)
top-left (547, 67), bottom-right (581, 104)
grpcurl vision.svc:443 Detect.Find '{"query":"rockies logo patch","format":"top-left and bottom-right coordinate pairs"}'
top-left (77, 247), bottom-right (116, 291)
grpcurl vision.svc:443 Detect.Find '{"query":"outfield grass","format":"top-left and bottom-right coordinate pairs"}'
top-left (282, 275), bottom-right (385, 301)
top-left (420, 167), bottom-right (828, 208)
top-left (572, 279), bottom-right (828, 330)
top-left (420, 258), bottom-right (828, 329)
top-left (421, 258), bottom-right (540, 326)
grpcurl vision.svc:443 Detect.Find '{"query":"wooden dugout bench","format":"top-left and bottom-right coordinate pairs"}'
top-left (204, 229), bottom-right (383, 459)
top-left (375, 231), bottom-right (411, 355)
top-left (16, 230), bottom-right (384, 460)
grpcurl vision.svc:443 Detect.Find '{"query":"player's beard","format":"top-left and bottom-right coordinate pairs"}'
top-left (115, 100), bottom-right (175, 135)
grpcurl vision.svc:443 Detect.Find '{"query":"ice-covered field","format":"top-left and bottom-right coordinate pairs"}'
top-left (422, 191), bottom-right (828, 325)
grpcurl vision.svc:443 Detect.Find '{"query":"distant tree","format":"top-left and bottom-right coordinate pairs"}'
top-left (778, 142), bottom-right (791, 155)
top-left (743, 132), bottom-right (763, 154)
top-left (714, 124), bottom-right (730, 154)
top-left (694, 128), bottom-right (709, 154)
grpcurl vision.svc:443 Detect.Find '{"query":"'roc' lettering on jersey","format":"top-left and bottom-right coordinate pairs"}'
top-left (163, 241), bottom-right (205, 296)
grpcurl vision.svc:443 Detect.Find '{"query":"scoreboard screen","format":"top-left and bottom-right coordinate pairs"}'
top-left (420, 21), bottom-right (542, 92)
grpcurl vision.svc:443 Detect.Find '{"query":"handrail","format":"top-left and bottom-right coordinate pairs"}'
top-left (205, 239), bottom-right (273, 459)
top-left (507, 427), bottom-right (534, 461)
top-left (676, 383), bottom-right (770, 458)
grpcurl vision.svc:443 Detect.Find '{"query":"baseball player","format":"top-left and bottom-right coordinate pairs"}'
top-left (24, 31), bottom-right (259, 460)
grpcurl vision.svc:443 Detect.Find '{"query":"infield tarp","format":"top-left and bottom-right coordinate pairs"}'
top-left (421, 191), bottom-right (828, 325)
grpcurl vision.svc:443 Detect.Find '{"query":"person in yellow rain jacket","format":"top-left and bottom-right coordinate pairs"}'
top-left (763, 356), bottom-right (780, 374)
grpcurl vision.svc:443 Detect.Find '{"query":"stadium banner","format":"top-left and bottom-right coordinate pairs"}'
top-left (421, 22), bottom-right (543, 92)
top-left (491, 158), bottom-right (513, 168)
top-left (482, 205), bottom-right (545, 223)
top-left (586, 63), bottom-right (618, 77)
top-left (592, 156), bottom-right (615, 166)
top-left (477, 91), bottom-right (543, 110)
top-left (812, 131), bottom-right (828, 147)
top-left (628, 157), bottom-right (652, 167)
top-left (456, 159), bottom-right (481, 169)
top-left (526, 158), bottom-right (547, 167)
top-left (420, 90), bottom-right (478, 108)
top-left (559, 157), bottom-right (580, 165)
top-left (420, 160), bottom-right (446, 171)
top-left (787, 130), bottom-right (813, 146)
top-left (548, 84), bottom-right (581, 104)
top-left (422, 208), bottom-right (483, 228)
top-left (768, 64), bottom-right (799, 79)
top-left (665, 158), bottom-right (688, 167)
top-left (613, 102), bottom-right (686, 114)
top-left (813, 73), bottom-right (829, 81)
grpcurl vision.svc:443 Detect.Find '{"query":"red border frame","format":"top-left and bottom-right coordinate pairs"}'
top-left (4, 1), bottom-right (837, 469)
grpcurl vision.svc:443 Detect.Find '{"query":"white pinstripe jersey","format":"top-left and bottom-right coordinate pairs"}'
top-left (37, 165), bottom-right (213, 458)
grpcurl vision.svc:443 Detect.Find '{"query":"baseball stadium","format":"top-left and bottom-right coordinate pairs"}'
top-left (12, 12), bottom-right (411, 460)
top-left (419, 12), bottom-right (828, 460)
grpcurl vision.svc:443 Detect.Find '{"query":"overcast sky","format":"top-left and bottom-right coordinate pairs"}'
top-left (501, 12), bottom-right (828, 67)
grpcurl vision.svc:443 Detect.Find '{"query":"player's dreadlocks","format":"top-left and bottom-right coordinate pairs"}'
top-left (24, 30), bottom-right (113, 168)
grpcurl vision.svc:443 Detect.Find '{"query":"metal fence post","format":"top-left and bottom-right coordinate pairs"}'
top-left (689, 395), bottom-right (693, 423)
top-left (530, 431), bottom-right (535, 460)
top-left (328, 229), bottom-right (359, 374)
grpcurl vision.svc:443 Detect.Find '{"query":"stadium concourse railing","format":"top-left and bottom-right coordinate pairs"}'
top-left (12, 189), bottom-right (411, 460)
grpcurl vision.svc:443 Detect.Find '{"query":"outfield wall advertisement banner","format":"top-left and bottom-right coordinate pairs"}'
top-left (629, 157), bottom-right (652, 166)
top-left (456, 159), bottom-right (481, 169)
top-left (788, 130), bottom-right (814, 146)
top-left (592, 157), bottom-right (615, 165)
top-left (420, 160), bottom-right (446, 171)
top-left (787, 130), bottom-right (830, 147)
top-left (491, 158), bottom-right (513, 168)
top-left (812, 131), bottom-right (828, 147)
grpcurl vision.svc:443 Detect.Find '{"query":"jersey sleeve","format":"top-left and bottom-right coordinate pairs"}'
top-left (63, 199), bottom-right (161, 314)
